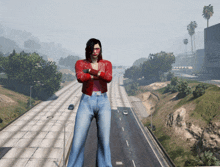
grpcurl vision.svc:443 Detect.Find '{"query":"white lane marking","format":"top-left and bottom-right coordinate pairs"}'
top-left (116, 161), bottom-right (123, 165)
top-left (126, 140), bottom-right (129, 147)
top-left (122, 127), bottom-right (124, 131)
top-left (119, 117), bottom-right (121, 121)
top-left (132, 160), bottom-right (136, 167)
top-left (119, 76), bottom-right (166, 167)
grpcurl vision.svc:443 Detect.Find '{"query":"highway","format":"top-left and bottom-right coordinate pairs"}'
top-left (83, 73), bottom-right (165, 166)
top-left (0, 68), bottom-right (173, 167)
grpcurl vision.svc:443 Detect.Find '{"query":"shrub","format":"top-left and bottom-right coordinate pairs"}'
top-left (164, 83), bottom-right (178, 93)
top-left (170, 85), bottom-right (178, 93)
top-left (164, 77), bottom-right (179, 93)
top-left (185, 150), bottom-right (220, 166)
top-left (125, 82), bottom-right (139, 96)
top-left (177, 80), bottom-right (192, 98)
top-left (0, 117), bottom-right (3, 123)
top-left (164, 84), bottom-right (172, 93)
top-left (193, 83), bottom-right (208, 98)
top-left (170, 76), bottom-right (179, 86)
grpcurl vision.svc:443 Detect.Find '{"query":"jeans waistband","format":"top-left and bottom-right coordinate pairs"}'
top-left (92, 91), bottom-right (105, 96)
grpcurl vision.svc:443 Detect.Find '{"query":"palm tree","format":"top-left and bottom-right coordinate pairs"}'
top-left (183, 38), bottom-right (189, 70)
top-left (183, 39), bottom-right (188, 57)
top-left (187, 21), bottom-right (197, 54)
top-left (192, 21), bottom-right (197, 52)
top-left (202, 4), bottom-right (214, 27)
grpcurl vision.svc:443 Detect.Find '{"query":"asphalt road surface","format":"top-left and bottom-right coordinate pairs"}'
top-left (83, 73), bottom-right (163, 167)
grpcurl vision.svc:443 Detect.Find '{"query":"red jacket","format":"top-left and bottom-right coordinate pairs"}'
top-left (75, 59), bottom-right (112, 96)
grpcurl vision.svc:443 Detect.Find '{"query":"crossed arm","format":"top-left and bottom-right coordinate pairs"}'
top-left (83, 69), bottom-right (101, 79)
top-left (75, 60), bottom-right (112, 83)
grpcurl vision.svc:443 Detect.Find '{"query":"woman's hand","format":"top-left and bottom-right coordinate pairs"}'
top-left (83, 69), bottom-right (90, 73)
top-left (85, 69), bottom-right (100, 79)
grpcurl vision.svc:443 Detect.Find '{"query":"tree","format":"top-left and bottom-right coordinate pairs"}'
top-left (3, 49), bottom-right (18, 80)
top-left (2, 50), bottom-right (62, 100)
top-left (187, 21), bottom-right (197, 54)
top-left (141, 52), bottom-right (175, 81)
top-left (0, 52), bottom-right (5, 72)
top-left (34, 59), bottom-right (62, 99)
top-left (58, 55), bottom-right (81, 72)
top-left (202, 4), bottom-right (214, 27)
top-left (183, 39), bottom-right (188, 57)
top-left (3, 51), bottom-right (42, 84)
top-left (124, 65), bottom-right (142, 81)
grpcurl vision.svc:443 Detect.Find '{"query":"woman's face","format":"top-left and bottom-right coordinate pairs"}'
top-left (91, 43), bottom-right (101, 59)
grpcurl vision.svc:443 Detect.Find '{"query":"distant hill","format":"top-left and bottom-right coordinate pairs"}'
top-left (0, 36), bottom-right (22, 54)
top-left (0, 24), bottom-right (82, 62)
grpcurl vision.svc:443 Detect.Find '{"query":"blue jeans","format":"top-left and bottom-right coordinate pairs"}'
top-left (67, 91), bottom-right (112, 167)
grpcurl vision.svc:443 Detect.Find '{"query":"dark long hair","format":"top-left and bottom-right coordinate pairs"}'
top-left (85, 38), bottom-right (103, 62)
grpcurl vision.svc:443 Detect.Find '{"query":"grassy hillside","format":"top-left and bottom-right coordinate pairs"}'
top-left (0, 73), bottom-right (41, 130)
top-left (0, 85), bottom-right (42, 130)
top-left (141, 80), bottom-right (220, 166)
top-left (0, 69), bottom-right (75, 130)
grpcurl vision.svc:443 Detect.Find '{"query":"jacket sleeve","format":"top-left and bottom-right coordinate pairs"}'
top-left (89, 69), bottom-right (99, 76)
top-left (75, 60), bottom-right (91, 83)
top-left (99, 61), bottom-right (112, 83)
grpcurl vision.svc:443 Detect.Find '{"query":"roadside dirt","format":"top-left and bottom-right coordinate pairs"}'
top-left (128, 79), bottom-right (220, 165)
top-left (0, 94), bottom-right (16, 103)
top-left (139, 81), bottom-right (170, 91)
top-left (136, 81), bottom-right (169, 115)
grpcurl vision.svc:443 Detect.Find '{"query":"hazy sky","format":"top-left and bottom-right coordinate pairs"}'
top-left (0, 0), bottom-right (219, 66)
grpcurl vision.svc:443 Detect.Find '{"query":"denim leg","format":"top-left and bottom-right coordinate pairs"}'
top-left (67, 94), bottom-right (94, 167)
top-left (96, 93), bottom-right (112, 167)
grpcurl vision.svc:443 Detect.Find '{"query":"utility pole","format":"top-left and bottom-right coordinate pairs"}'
top-left (30, 86), bottom-right (33, 107)
top-left (149, 102), bottom-right (152, 130)
top-left (63, 123), bottom-right (66, 167)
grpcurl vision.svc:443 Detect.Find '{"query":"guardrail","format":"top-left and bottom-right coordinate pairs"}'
top-left (149, 91), bottom-right (176, 166)
top-left (147, 126), bottom-right (176, 167)
top-left (0, 100), bottom-right (43, 131)
top-left (131, 105), bottom-right (176, 167)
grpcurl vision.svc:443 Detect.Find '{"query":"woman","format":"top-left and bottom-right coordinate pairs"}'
top-left (67, 38), bottom-right (113, 167)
